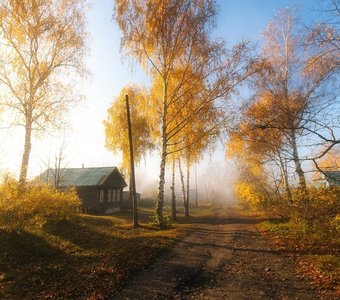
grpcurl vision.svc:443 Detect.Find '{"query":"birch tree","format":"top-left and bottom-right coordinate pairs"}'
top-left (104, 85), bottom-right (154, 173)
top-left (178, 99), bottom-right (220, 216)
top-left (227, 102), bottom-right (292, 203)
top-left (248, 10), bottom-right (339, 192)
top-left (114, 0), bottom-right (251, 225)
top-left (0, 0), bottom-right (88, 183)
top-left (307, 0), bottom-right (339, 73)
top-left (160, 67), bottom-right (221, 217)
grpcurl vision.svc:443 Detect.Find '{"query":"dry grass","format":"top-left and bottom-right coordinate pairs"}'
top-left (0, 209), bottom-right (182, 299)
top-left (0, 204), bottom-right (224, 299)
top-left (259, 220), bottom-right (340, 299)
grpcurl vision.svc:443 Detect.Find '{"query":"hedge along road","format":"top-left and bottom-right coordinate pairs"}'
top-left (113, 208), bottom-right (315, 300)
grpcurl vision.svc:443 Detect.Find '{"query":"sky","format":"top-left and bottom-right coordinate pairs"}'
top-left (0, 0), bottom-right (323, 198)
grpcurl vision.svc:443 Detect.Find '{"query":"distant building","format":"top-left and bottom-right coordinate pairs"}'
top-left (122, 191), bottom-right (141, 209)
top-left (39, 167), bottom-right (127, 214)
top-left (323, 171), bottom-right (340, 186)
top-left (314, 170), bottom-right (340, 187)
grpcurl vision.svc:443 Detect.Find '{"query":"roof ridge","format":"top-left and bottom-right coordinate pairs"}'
top-left (49, 166), bottom-right (117, 170)
top-left (38, 166), bottom-right (127, 187)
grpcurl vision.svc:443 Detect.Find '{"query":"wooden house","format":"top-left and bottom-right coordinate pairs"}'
top-left (39, 167), bottom-right (127, 214)
top-left (313, 170), bottom-right (340, 187)
top-left (322, 171), bottom-right (340, 186)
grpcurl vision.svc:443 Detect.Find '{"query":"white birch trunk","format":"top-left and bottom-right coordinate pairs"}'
top-left (178, 158), bottom-right (187, 216)
top-left (171, 159), bottom-right (176, 221)
top-left (19, 110), bottom-right (33, 183)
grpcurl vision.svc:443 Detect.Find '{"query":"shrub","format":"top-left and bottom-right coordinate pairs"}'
top-left (0, 177), bottom-right (81, 231)
top-left (234, 180), bottom-right (340, 239)
top-left (234, 181), bottom-right (268, 210)
top-left (294, 186), bottom-right (340, 237)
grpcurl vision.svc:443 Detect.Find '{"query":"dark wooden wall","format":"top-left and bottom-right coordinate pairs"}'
top-left (77, 186), bottom-right (124, 214)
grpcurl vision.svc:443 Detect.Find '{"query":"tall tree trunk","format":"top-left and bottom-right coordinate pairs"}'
top-left (129, 176), bottom-right (133, 209)
top-left (155, 81), bottom-right (168, 225)
top-left (278, 154), bottom-right (292, 203)
top-left (156, 135), bottom-right (167, 225)
top-left (178, 158), bottom-right (187, 216)
top-left (185, 157), bottom-right (190, 217)
top-left (126, 95), bottom-right (138, 228)
top-left (19, 112), bottom-right (33, 184)
top-left (195, 163), bottom-right (198, 208)
top-left (171, 159), bottom-right (176, 221)
top-left (290, 129), bottom-right (307, 192)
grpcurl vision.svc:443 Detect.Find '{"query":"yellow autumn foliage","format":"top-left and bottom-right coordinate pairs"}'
top-left (235, 176), bottom-right (339, 236)
top-left (234, 181), bottom-right (265, 209)
top-left (104, 85), bottom-right (154, 174)
top-left (291, 186), bottom-right (340, 236)
top-left (0, 177), bottom-right (81, 231)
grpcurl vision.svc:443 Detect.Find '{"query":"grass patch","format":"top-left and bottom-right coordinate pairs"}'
top-left (0, 211), bottom-right (182, 299)
top-left (173, 205), bottom-right (221, 224)
top-left (259, 220), bottom-right (339, 252)
top-left (0, 206), bottom-right (219, 299)
top-left (260, 221), bottom-right (295, 235)
top-left (259, 219), bottom-right (340, 298)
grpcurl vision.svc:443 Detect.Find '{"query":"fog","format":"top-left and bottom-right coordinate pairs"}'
top-left (134, 156), bottom-right (239, 206)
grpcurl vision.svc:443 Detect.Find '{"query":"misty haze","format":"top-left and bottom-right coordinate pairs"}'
top-left (0, 0), bottom-right (339, 299)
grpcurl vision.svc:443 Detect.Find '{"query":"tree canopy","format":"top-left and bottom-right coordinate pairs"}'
top-left (114, 0), bottom-right (252, 225)
top-left (0, 0), bottom-right (88, 182)
top-left (104, 85), bottom-right (154, 174)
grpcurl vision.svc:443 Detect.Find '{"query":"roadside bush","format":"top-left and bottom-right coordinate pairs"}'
top-left (235, 180), bottom-right (339, 239)
top-left (292, 186), bottom-right (340, 238)
top-left (234, 181), bottom-right (268, 210)
top-left (0, 177), bottom-right (81, 231)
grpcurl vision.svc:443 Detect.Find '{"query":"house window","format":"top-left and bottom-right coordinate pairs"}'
top-left (114, 189), bottom-right (117, 202)
top-left (117, 189), bottom-right (121, 201)
top-left (99, 190), bottom-right (104, 203)
top-left (108, 189), bottom-right (112, 203)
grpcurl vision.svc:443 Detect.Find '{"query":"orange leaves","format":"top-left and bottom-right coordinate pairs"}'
top-left (226, 92), bottom-right (284, 166)
top-left (298, 257), bottom-right (340, 298)
top-left (230, 8), bottom-right (339, 202)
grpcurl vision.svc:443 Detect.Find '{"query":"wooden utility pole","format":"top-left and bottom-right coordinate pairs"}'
top-left (195, 163), bottom-right (198, 208)
top-left (125, 94), bottom-right (138, 228)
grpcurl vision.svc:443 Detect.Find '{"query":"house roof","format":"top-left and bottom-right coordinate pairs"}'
top-left (39, 167), bottom-right (127, 187)
top-left (324, 171), bottom-right (340, 181)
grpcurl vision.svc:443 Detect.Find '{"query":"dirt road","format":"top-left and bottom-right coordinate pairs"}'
top-left (113, 209), bottom-right (316, 299)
